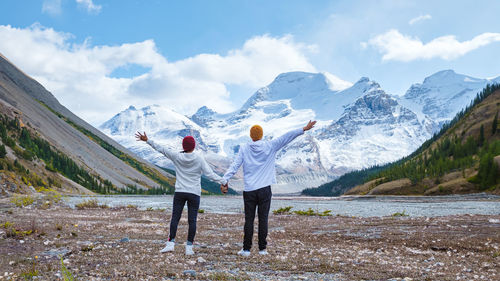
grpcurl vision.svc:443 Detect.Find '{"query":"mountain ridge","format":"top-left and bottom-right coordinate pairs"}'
top-left (101, 70), bottom-right (496, 193)
top-left (0, 53), bottom-right (176, 194)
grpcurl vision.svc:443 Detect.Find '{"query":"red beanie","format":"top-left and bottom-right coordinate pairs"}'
top-left (182, 136), bottom-right (196, 152)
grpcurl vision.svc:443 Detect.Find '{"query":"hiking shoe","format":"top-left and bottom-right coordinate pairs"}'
top-left (259, 249), bottom-right (268, 255)
top-left (160, 241), bottom-right (175, 253)
top-left (185, 244), bottom-right (194, 255)
top-left (237, 249), bottom-right (251, 257)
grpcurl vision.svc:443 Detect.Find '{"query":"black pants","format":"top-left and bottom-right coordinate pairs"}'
top-left (243, 186), bottom-right (272, 251)
top-left (169, 192), bottom-right (200, 243)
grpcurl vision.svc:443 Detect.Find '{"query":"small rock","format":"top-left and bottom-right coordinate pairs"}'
top-left (119, 237), bottom-right (130, 243)
top-left (42, 248), bottom-right (71, 257)
top-left (8, 261), bottom-right (14, 266)
top-left (434, 262), bottom-right (444, 267)
top-left (197, 257), bottom-right (206, 263)
top-left (183, 270), bottom-right (196, 277)
top-left (187, 260), bottom-right (196, 265)
top-left (19, 240), bottom-right (24, 244)
top-left (424, 256), bottom-right (435, 262)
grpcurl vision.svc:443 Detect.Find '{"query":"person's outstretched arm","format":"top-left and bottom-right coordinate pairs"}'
top-left (222, 149), bottom-right (244, 183)
top-left (200, 157), bottom-right (227, 185)
top-left (135, 131), bottom-right (176, 161)
top-left (270, 120), bottom-right (316, 151)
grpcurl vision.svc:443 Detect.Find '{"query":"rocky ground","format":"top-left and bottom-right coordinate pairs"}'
top-left (0, 200), bottom-right (499, 281)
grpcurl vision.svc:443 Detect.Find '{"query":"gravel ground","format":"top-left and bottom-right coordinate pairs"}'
top-left (0, 204), bottom-right (499, 280)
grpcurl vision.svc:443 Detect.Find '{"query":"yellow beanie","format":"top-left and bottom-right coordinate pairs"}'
top-left (250, 125), bottom-right (263, 141)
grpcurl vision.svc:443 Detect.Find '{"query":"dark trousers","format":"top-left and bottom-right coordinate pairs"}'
top-left (169, 192), bottom-right (200, 243)
top-left (243, 186), bottom-right (272, 251)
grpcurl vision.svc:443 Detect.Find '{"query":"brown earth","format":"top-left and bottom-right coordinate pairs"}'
top-left (0, 202), bottom-right (499, 280)
top-left (346, 168), bottom-right (486, 196)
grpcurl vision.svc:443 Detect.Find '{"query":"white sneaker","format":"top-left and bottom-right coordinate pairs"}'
top-left (259, 250), bottom-right (268, 255)
top-left (185, 244), bottom-right (194, 255)
top-left (237, 249), bottom-right (250, 257)
top-left (160, 241), bottom-right (175, 253)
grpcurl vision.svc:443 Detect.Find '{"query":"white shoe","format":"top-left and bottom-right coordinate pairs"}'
top-left (259, 250), bottom-right (268, 255)
top-left (160, 241), bottom-right (175, 253)
top-left (185, 244), bottom-right (194, 255)
top-left (237, 249), bottom-right (250, 257)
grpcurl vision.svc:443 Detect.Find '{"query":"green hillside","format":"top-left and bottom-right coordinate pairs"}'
top-left (0, 112), bottom-right (115, 195)
top-left (303, 84), bottom-right (500, 196)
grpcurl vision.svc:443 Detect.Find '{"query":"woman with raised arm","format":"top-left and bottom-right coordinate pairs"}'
top-left (221, 120), bottom-right (316, 256)
top-left (136, 132), bottom-right (227, 256)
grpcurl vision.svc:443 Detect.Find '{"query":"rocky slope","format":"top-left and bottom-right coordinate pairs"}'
top-left (0, 53), bottom-right (175, 194)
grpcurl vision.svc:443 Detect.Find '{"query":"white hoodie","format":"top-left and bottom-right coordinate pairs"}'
top-left (223, 128), bottom-right (304, 192)
top-left (147, 140), bottom-right (226, 196)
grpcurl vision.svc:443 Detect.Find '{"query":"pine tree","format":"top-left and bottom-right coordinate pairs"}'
top-left (479, 124), bottom-right (485, 146)
top-left (0, 144), bottom-right (6, 158)
top-left (493, 111), bottom-right (498, 136)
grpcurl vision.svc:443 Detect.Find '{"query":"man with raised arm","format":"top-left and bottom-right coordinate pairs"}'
top-left (222, 120), bottom-right (316, 256)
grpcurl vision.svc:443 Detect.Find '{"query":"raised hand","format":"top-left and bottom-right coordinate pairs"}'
top-left (135, 131), bottom-right (148, 142)
top-left (303, 120), bottom-right (317, 131)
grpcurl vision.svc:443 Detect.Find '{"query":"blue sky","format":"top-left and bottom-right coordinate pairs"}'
top-left (1, 0), bottom-right (499, 125)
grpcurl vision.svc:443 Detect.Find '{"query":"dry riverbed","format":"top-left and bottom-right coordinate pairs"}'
top-left (0, 202), bottom-right (499, 280)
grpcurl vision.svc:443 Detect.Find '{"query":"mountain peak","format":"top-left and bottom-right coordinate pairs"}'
top-left (127, 105), bottom-right (137, 111)
top-left (191, 106), bottom-right (217, 127)
top-left (421, 69), bottom-right (484, 86)
top-left (356, 77), bottom-right (370, 84)
top-left (273, 71), bottom-right (320, 82)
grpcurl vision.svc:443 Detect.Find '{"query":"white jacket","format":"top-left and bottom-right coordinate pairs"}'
top-left (223, 128), bottom-right (304, 192)
top-left (147, 140), bottom-right (226, 196)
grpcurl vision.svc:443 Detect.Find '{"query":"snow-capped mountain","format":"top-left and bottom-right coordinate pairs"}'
top-left (401, 70), bottom-right (500, 125)
top-left (99, 70), bottom-right (497, 193)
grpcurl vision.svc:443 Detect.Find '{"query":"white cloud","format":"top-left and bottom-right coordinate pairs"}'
top-left (409, 14), bottom-right (431, 25)
top-left (0, 24), bottom-right (318, 125)
top-left (42, 0), bottom-right (62, 16)
top-left (366, 29), bottom-right (500, 62)
top-left (76, 0), bottom-right (102, 14)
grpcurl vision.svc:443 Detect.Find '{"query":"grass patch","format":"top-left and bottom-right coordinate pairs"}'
top-left (391, 210), bottom-right (409, 217)
top-left (75, 199), bottom-right (108, 209)
top-left (60, 256), bottom-right (75, 281)
top-left (273, 206), bottom-right (293, 215)
top-left (10, 195), bottom-right (35, 207)
top-left (20, 263), bottom-right (38, 281)
top-left (293, 208), bottom-right (332, 216)
top-left (2, 221), bottom-right (37, 239)
top-left (206, 272), bottom-right (248, 281)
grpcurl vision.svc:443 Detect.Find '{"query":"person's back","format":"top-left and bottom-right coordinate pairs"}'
top-left (236, 129), bottom-right (302, 191)
top-left (223, 121), bottom-right (316, 256)
top-left (136, 132), bottom-right (226, 255)
top-left (160, 149), bottom-right (219, 196)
